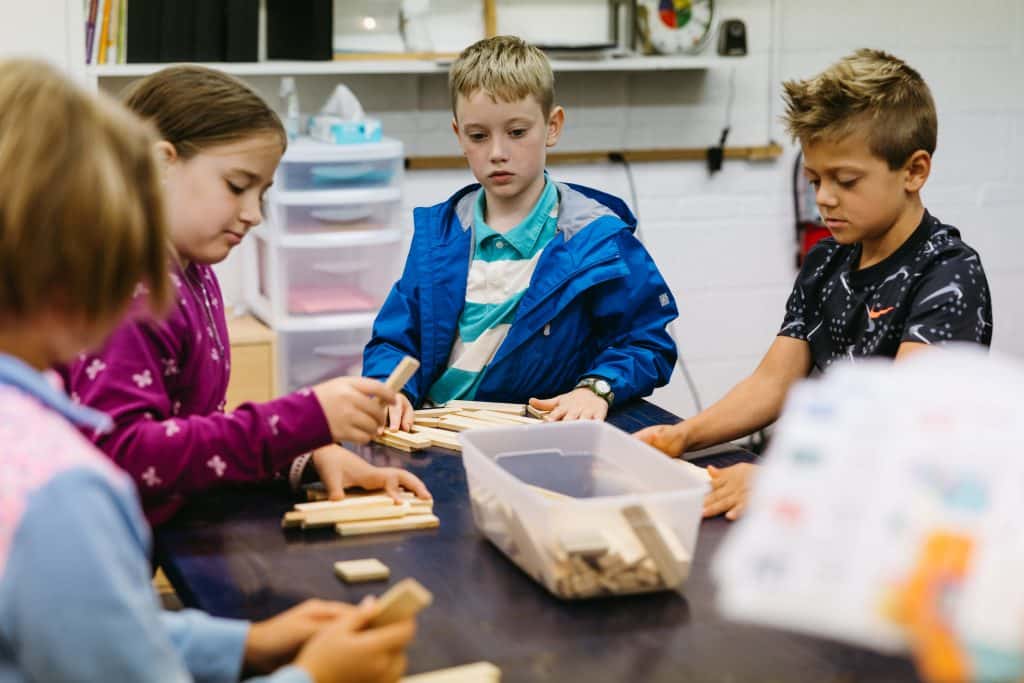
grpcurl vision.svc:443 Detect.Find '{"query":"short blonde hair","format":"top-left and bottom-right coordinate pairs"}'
top-left (782, 49), bottom-right (937, 169)
top-left (122, 65), bottom-right (286, 160)
top-left (449, 35), bottom-right (555, 118)
top-left (0, 59), bottom-right (171, 321)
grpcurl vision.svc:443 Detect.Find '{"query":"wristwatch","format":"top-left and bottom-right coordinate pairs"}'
top-left (575, 377), bottom-right (614, 407)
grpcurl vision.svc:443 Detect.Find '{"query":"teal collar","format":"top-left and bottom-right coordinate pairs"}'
top-left (473, 174), bottom-right (558, 256)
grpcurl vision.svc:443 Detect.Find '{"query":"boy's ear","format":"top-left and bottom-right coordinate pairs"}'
top-left (903, 149), bottom-right (931, 193)
top-left (546, 106), bottom-right (565, 148)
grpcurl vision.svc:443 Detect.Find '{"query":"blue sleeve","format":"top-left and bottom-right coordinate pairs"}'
top-left (583, 230), bottom-right (679, 404)
top-left (0, 468), bottom-right (315, 683)
top-left (363, 237), bottom-right (426, 404)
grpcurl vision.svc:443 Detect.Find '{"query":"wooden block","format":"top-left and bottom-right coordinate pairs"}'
top-left (368, 577), bottom-right (433, 628)
top-left (414, 407), bottom-right (459, 417)
top-left (558, 528), bottom-right (609, 558)
top-left (621, 505), bottom-right (687, 588)
top-left (457, 410), bottom-right (522, 426)
top-left (384, 356), bottom-right (420, 393)
top-left (410, 425), bottom-right (463, 452)
top-left (375, 429), bottom-right (433, 450)
top-left (468, 410), bottom-right (543, 425)
top-left (500, 507), bottom-right (546, 582)
top-left (446, 400), bottom-right (525, 415)
top-left (413, 416), bottom-right (446, 428)
top-left (402, 661), bottom-right (501, 682)
top-left (282, 510), bottom-right (305, 528)
top-left (526, 405), bottom-right (551, 420)
top-left (334, 558), bottom-right (390, 583)
top-left (373, 435), bottom-right (415, 452)
top-left (302, 502), bottom-right (413, 529)
top-left (438, 415), bottom-right (499, 432)
top-left (296, 493), bottom-right (411, 512)
top-left (336, 513), bottom-right (440, 537)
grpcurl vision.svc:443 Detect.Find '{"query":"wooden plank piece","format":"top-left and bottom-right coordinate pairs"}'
top-left (445, 400), bottom-right (525, 415)
top-left (302, 501), bottom-right (414, 529)
top-left (334, 558), bottom-right (390, 583)
top-left (385, 356), bottom-right (420, 393)
top-left (621, 504), bottom-right (686, 588)
top-left (368, 577), bottom-right (433, 628)
top-left (438, 415), bottom-right (500, 432)
top-left (402, 661), bottom-right (501, 682)
top-left (336, 513), bottom-right (440, 537)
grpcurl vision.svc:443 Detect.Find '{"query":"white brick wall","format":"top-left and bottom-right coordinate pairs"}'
top-left (212, 0), bottom-right (1024, 418)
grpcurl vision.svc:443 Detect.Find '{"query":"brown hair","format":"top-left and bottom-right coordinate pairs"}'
top-left (782, 48), bottom-right (937, 169)
top-left (449, 35), bottom-right (555, 118)
top-left (0, 59), bottom-right (171, 321)
top-left (121, 65), bottom-right (286, 159)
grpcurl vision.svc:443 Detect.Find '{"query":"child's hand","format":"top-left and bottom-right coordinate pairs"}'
top-left (312, 377), bottom-right (395, 443)
top-left (529, 389), bottom-right (608, 422)
top-left (294, 597), bottom-right (415, 683)
top-left (704, 463), bottom-right (756, 520)
top-left (634, 424), bottom-right (688, 458)
top-left (387, 392), bottom-right (415, 432)
top-left (312, 444), bottom-right (431, 503)
top-left (244, 599), bottom-right (358, 675)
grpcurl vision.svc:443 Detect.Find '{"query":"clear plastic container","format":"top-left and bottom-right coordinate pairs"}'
top-left (460, 421), bottom-right (709, 600)
top-left (276, 137), bottom-right (403, 192)
top-left (278, 325), bottom-right (372, 393)
top-left (269, 188), bottom-right (402, 236)
top-left (249, 231), bottom-right (401, 317)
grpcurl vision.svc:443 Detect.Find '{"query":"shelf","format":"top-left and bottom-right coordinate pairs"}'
top-left (253, 226), bottom-right (404, 249)
top-left (86, 54), bottom-right (732, 78)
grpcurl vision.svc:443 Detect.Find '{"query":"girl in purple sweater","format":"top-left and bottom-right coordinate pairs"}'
top-left (63, 66), bottom-right (428, 526)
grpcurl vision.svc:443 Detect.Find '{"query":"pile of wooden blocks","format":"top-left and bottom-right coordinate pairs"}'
top-left (373, 400), bottom-right (551, 454)
top-left (470, 486), bottom-right (692, 599)
top-left (282, 490), bottom-right (438, 536)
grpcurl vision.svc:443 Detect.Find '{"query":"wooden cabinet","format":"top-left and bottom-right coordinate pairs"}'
top-left (225, 312), bottom-right (278, 410)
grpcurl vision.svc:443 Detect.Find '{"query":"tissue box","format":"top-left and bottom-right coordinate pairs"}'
top-left (309, 115), bottom-right (383, 144)
top-left (460, 421), bottom-right (709, 600)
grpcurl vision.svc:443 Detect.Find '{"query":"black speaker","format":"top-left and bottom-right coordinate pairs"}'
top-left (266, 0), bottom-right (333, 61)
top-left (717, 19), bottom-right (747, 57)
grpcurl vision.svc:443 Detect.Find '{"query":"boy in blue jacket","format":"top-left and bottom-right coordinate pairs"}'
top-left (364, 36), bottom-right (679, 427)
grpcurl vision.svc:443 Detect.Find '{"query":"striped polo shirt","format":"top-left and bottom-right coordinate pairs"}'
top-left (427, 177), bottom-right (559, 404)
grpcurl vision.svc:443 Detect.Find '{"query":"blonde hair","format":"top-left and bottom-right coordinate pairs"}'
top-left (782, 48), bottom-right (937, 169)
top-left (0, 59), bottom-right (171, 321)
top-left (121, 65), bottom-right (286, 159)
top-left (449, 35), bottom-right (555, 118)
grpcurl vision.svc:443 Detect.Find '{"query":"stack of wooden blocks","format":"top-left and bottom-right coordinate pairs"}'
top-left (470, 485), bottom-right (693, 600)
top-left (373, 400), bottom-right (551, 453)
top-left (282, 490), bottom-right (438, 536)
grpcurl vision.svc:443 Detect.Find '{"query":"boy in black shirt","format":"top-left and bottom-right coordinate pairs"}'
top-left (636, 49), bottom-right (992, 519)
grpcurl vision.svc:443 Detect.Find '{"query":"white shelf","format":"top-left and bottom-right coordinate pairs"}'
top-left (86, 55), bottom-right (729, 79)
top-left (254, 226), bottom-right (404, 249)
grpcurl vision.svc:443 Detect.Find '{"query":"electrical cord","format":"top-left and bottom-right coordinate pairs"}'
top-left (610, 152), bottom-right (704, 414)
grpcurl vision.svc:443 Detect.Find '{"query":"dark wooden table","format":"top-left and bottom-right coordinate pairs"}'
top-left (156, 400), bottom-right (919, 682)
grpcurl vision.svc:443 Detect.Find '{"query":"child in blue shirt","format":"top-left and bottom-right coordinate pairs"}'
top-left (364, 36), bottom-right (679, 427)
top-left (0, 59), bottom-right (412, 683)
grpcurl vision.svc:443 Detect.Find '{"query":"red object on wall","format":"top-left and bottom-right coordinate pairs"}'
top-left (798, 223), bottom-right (831, 266)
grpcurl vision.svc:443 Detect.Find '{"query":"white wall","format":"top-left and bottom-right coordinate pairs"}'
top-left (11, 0), bottom-right (1024, 418)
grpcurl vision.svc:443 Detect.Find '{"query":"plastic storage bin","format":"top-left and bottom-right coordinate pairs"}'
top-left (278, 325), bottom-right (372, 392)
top-left (250, 231), bottom-right (401, 317)
top-left (276, 137), bottom-right (403, 192)
top-left (460, 421), bottom-right (709, 600)
top-left (270, 188), bottom-right (402, 235)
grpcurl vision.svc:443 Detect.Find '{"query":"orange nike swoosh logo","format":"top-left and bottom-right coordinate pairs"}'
top-left (868, 306), bottom-right (895, 320)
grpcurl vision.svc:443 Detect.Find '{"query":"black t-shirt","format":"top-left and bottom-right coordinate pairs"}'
top-left (779, 211), bottom-right (992, 371)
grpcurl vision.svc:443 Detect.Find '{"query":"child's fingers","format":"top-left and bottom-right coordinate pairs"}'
top-left (350, 377), bottom-right (397, 405)
top-left (397, 470), bottom-right (431, 500)
top-left (633, 426), bottom-right (661, 444)
top-left (388, 407), bottom-right (402, 431)
top-left (706, 465), bottom-right (721, 477)
top-left (528, 396), bottom-right (558, 410)
top-left (381, 653), bottom-right (408, 682)
top-left (363, 618), bottom-right (416, 652)
top-left (725, 501), bottom-right (746, 521)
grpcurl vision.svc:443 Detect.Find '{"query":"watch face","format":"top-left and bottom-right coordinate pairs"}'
top-left (594, 379), bottom-right (612, 395)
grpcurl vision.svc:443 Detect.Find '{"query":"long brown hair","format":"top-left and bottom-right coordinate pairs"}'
top-left (121, 65), bottom-right (286, 159)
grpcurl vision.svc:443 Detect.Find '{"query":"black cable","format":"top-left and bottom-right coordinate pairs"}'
top-left (612, 153), bottom-right (704, 414)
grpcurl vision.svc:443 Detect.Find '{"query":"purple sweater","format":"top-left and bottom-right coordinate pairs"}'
top-left (61, 262), bottom-right (331, 526)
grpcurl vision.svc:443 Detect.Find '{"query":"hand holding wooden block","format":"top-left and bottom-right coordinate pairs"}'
top-left (368, 577), bottom-right (433, 627)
